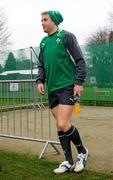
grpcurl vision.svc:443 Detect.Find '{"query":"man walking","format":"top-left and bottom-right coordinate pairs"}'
top-left (36, 10), bottom-right (88, 174)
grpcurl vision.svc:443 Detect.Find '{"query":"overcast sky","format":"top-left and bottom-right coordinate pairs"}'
top-left (0, 0), bottom-right (112, 50)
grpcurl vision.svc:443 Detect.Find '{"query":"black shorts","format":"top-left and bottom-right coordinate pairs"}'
top-left (48, 85), bottom-right (75, 109)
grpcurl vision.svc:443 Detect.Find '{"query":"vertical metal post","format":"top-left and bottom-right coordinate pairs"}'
top-left (30, 47), bottom-right (33, 80)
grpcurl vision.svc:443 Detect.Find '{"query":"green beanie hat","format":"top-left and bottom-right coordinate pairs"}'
top-left (48, 10), bottom-right (63, 26)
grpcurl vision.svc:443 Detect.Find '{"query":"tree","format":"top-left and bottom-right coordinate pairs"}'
top-left (85, 28), bottom-right (110, 45)
top-left (84, 5), bottom-right (113, 87)
top-left (108, 10), bottom-right (113, 42)
top-left (16, 59), bottom-right (31, 70)
top-left (0, 6), bottom-right (11, 53)
top-left (16, 49), bottom-right (31, 70)
top-left (4, 52), bottom-right (17, 71)
top-left (0, 64), bottom-right (3, 73)
top-left (109, 31), bottom-right (113, 42)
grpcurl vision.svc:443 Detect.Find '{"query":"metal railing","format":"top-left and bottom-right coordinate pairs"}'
top-left (0, 79), bottom-right (60, 158)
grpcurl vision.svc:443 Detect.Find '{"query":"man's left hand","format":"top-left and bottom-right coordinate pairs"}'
top-left (73, 85), bottom-right (83, 96)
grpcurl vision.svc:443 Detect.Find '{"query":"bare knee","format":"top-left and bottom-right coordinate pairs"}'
top-left (57, 121), bottom-right (65, 130)
top-left (57, 119), bottom-right (71, 132)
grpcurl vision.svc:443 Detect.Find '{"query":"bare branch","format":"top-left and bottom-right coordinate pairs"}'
top-left (85, 28), bottom-right (110, 45)
top-left (0, 6), bottom-right (11, 53)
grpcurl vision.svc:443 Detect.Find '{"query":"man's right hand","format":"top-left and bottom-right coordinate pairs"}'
top-left (37, 83), bottom-right (45, 95)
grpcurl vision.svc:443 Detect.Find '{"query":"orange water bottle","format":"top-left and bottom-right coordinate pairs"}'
top-left (73, 95), bottom-right (80, 116)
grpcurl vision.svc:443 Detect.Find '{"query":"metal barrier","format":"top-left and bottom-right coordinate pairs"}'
top-left (0, 79), bottom-right (60, 159)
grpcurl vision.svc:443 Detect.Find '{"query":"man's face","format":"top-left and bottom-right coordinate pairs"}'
top-left (41, 14), bottom-right (55, 34)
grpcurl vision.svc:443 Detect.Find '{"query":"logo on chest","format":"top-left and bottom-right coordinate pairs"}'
top-left (56, 38), bottom-right (61, 45)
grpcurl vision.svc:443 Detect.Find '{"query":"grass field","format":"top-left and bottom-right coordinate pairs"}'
top-left (0, 151), bottom-right (112, 180)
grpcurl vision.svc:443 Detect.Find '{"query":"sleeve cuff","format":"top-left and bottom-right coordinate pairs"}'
top-left (75, 80), bottom-right (83, 86)
top-left (36, 79), bottom-right (43, 84)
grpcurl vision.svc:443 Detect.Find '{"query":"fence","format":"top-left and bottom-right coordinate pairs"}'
top-left (0, 43), bottom-right (113, 157)
top-left (0, 43), bottom-right (113, 104)
top-left (0, 79), bottom-right (60, 159)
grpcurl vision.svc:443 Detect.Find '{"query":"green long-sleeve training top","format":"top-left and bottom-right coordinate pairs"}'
top-left (36, 29), bottom-right (86, 94)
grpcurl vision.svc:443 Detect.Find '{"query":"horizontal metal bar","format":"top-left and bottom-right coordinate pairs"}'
top-left (0, 134), bottom-right (60, 145)
top-left (0, 79), bottom-right (35, 83)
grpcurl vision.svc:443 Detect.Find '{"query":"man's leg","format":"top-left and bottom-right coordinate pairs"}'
top-left (65, 125), bottom-right (86, 154)
top-left (51, 106), bottom-right (73, 165)
top-left (57, 104), bottom-right (88, 173)
top-left (56, 104), bottom-right (85, 154)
